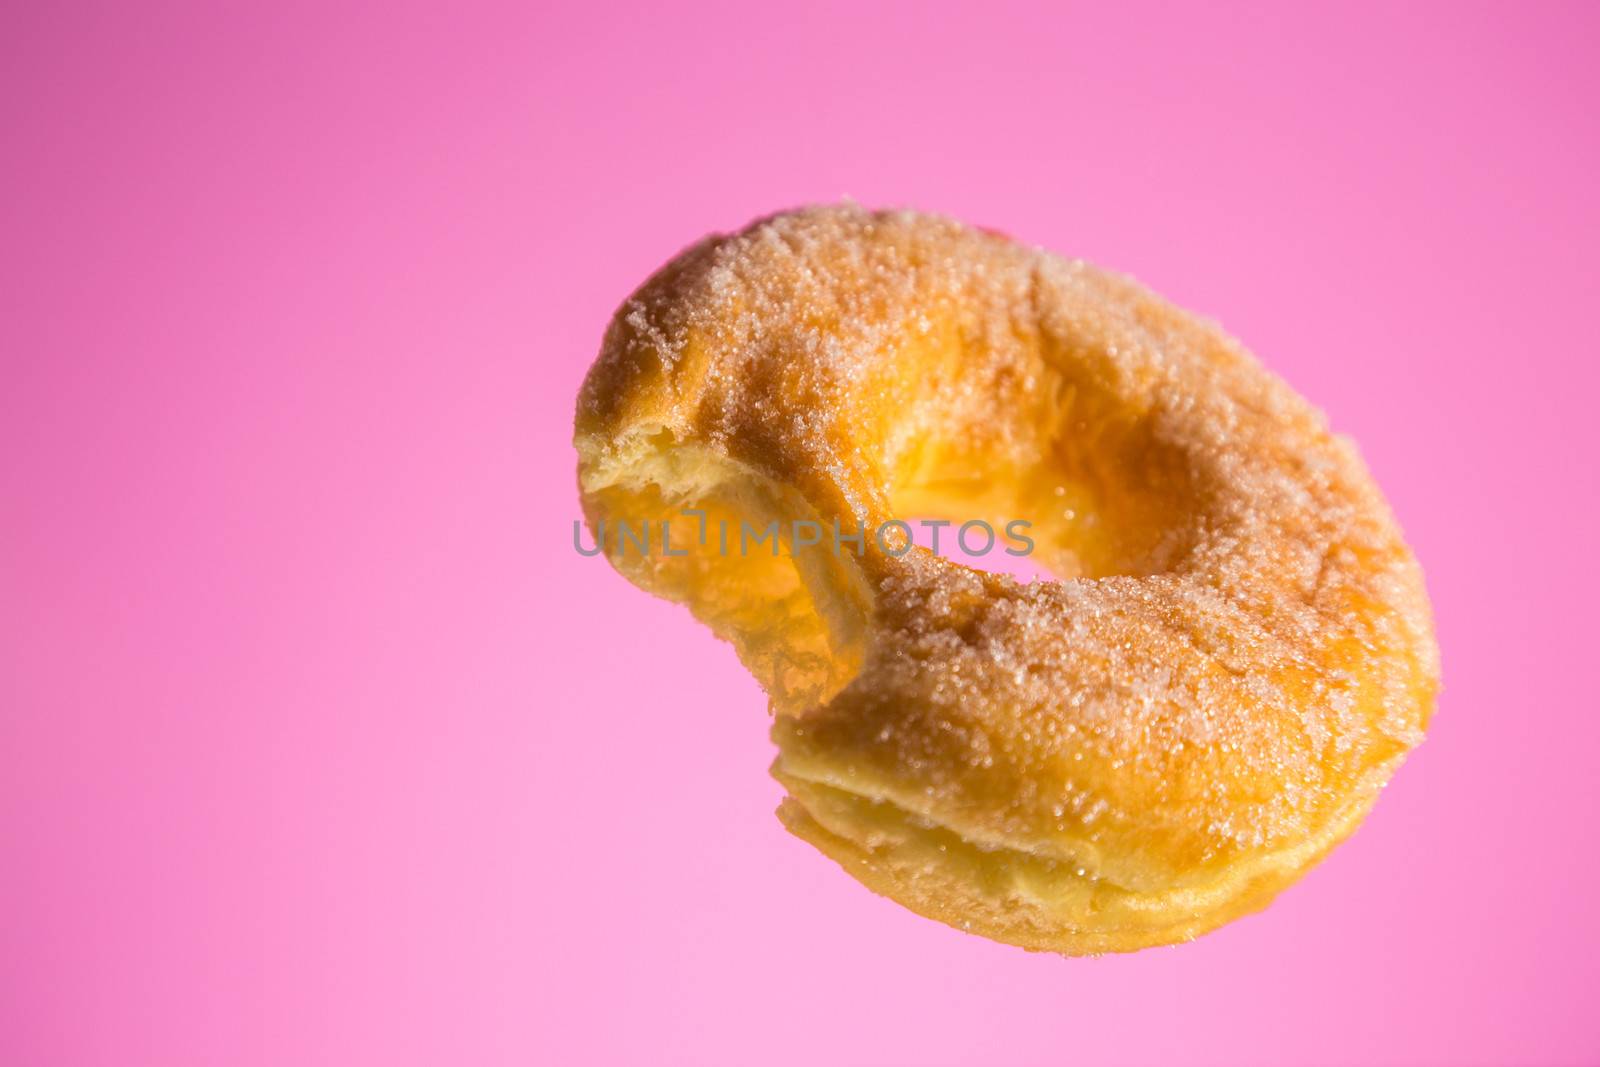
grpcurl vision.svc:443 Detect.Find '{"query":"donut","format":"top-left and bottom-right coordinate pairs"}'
top-left (573, 205), bottom-right (1438, 954)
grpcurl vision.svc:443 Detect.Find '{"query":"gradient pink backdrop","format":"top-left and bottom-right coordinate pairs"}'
top-left (4, 3), bottom-right (1597, 1065)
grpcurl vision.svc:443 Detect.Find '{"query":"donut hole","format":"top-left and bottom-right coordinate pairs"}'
top-left (894, 513), bottom-right (1059, 583)
top-left (578, 431), bottom-right (872, 711)
top-left (888, 448), bottom-right (1192, 584)
top-left (885, 371), bottom-right (1199, 582)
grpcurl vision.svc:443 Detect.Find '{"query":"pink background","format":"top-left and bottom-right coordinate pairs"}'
top-left (4, 3), bottom-right (1597, 1065)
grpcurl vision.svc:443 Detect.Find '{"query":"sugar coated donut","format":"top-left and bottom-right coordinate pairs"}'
top-left (573, 205), bottom-right (1438, 954)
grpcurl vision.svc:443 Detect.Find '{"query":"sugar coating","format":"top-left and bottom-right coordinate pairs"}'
top-left (575, 204), bottom-right (1439, 953)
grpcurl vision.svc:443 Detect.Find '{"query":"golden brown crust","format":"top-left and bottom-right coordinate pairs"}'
top-left (574, 204), bottom-right (1438, 954)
